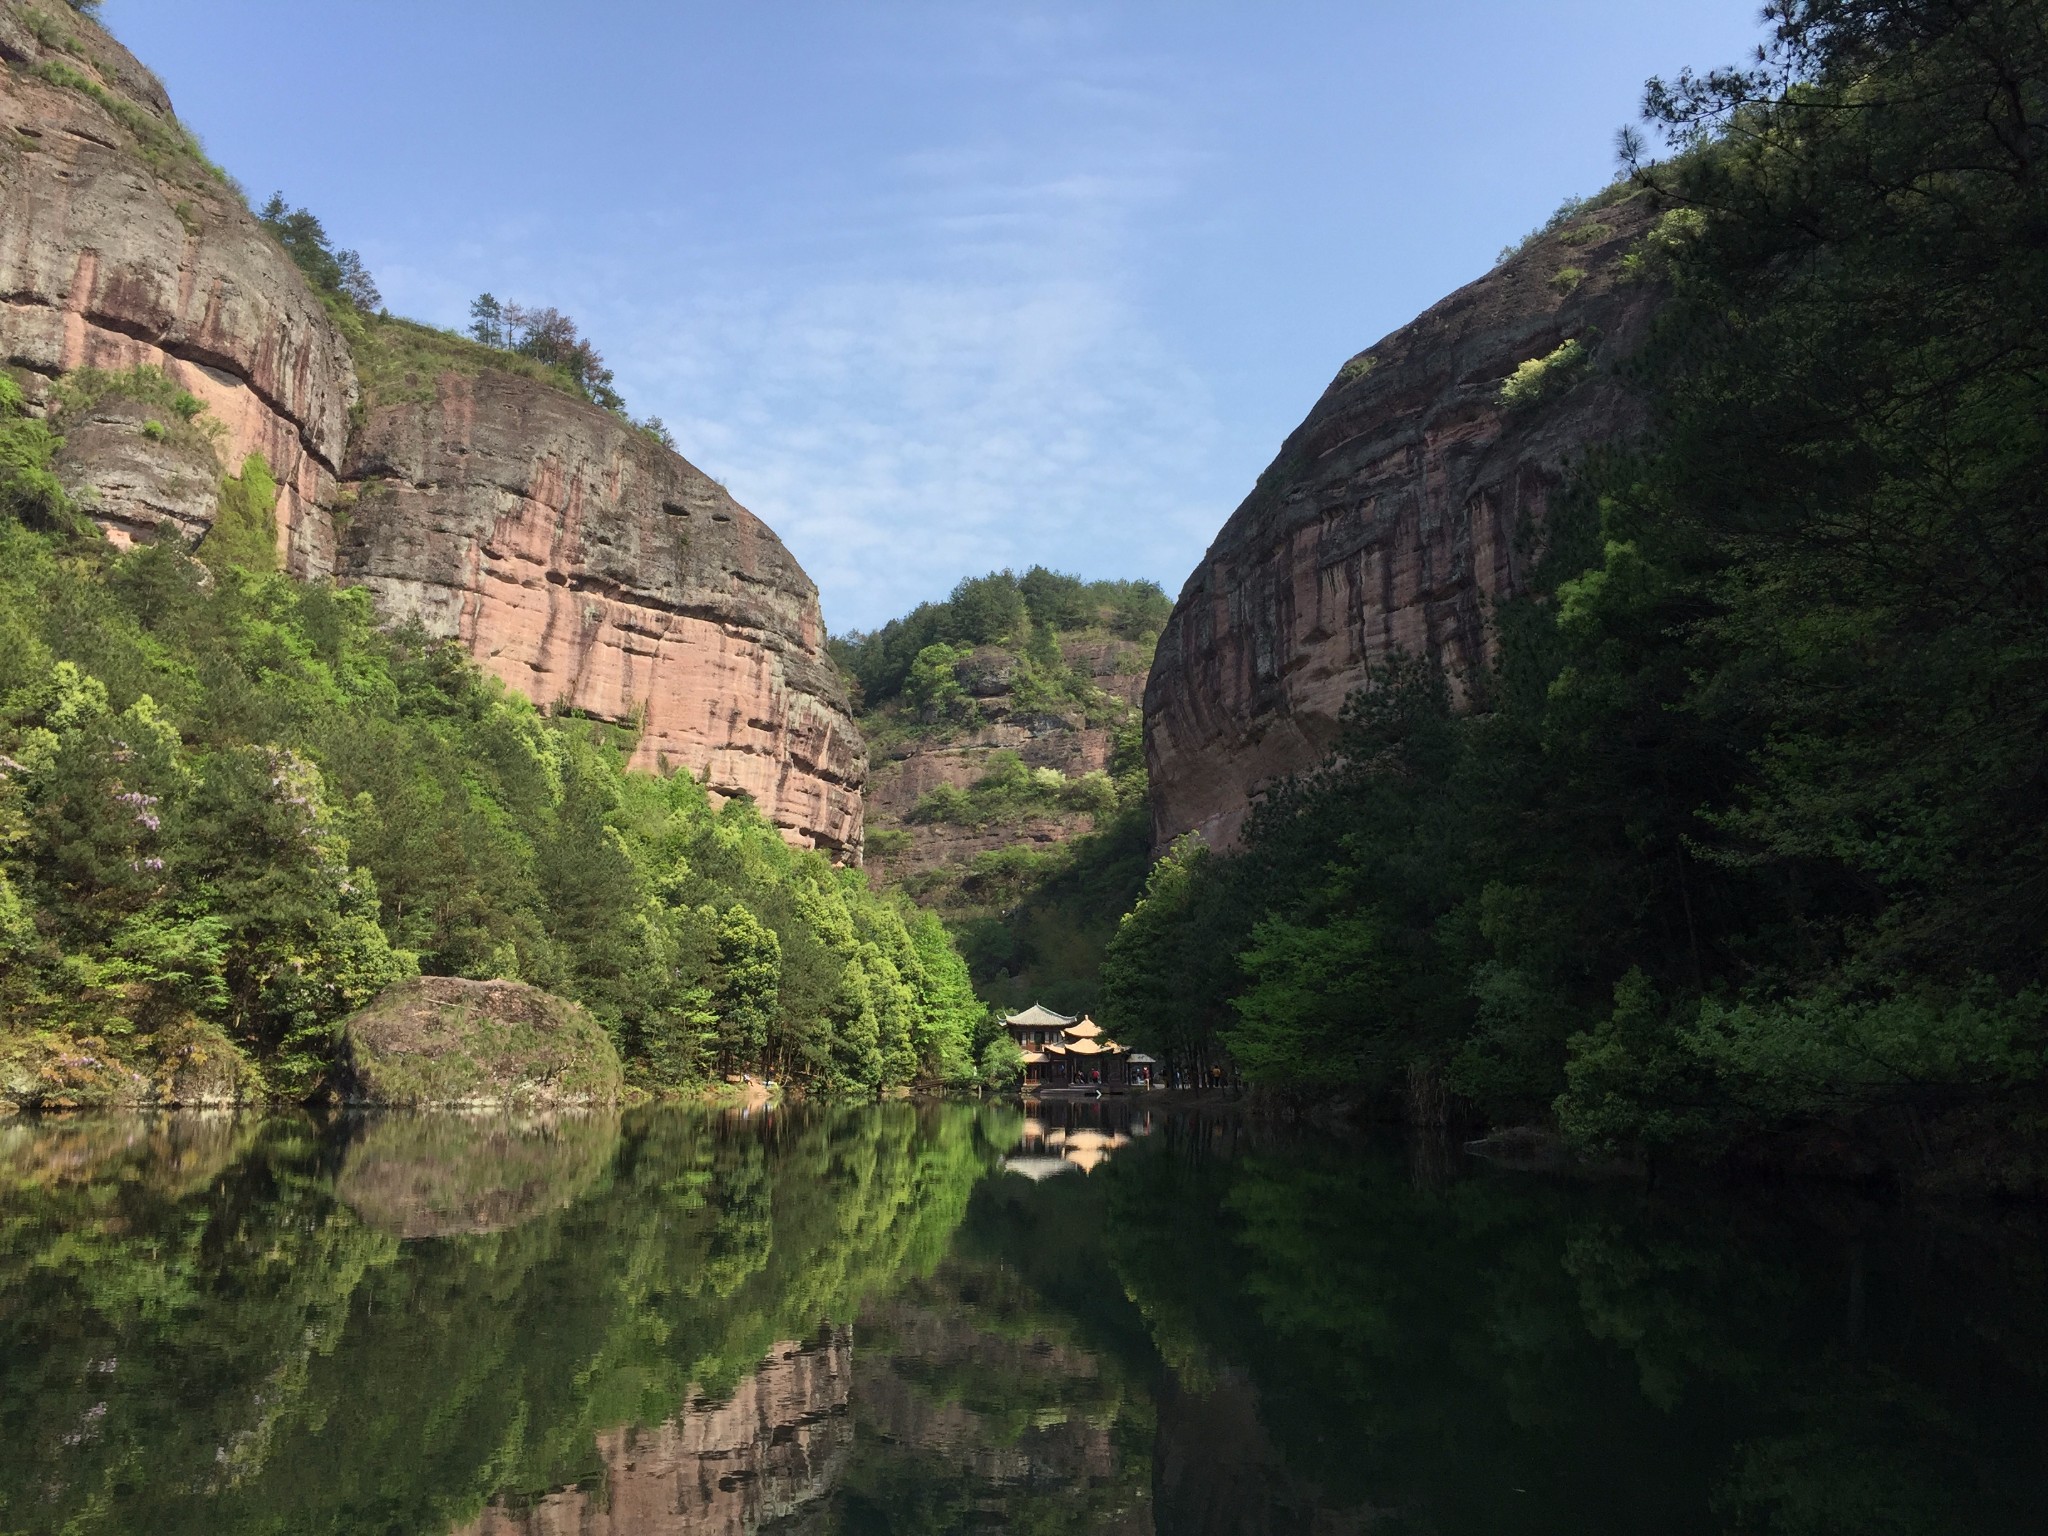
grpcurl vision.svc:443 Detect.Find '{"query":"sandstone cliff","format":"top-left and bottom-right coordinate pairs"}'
top-left (337, 366), bottom-right (865, 854)
top-left (1145, 193), bottom-right (1659, 849)
top-left (0, 3), bottom-right (867, 854)
top-left (863, 632), bottom-right (1146, 882)
top-left (0, 0), bottom-right (353, 571)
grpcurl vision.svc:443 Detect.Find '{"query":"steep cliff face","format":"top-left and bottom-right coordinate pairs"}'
top-left (1, 4), bottom-right (866, 855)
top-left (336, 369), bottom-right (865, 855)
top-left (0, 0), bottom-right (353, 572)
top-left (1145, 194), bottom-right (1660, 849)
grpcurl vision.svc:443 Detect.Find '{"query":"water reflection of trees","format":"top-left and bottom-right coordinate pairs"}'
top-left (0, 1104), bottom-right (1007, 1536)
top-left (1104, 1129), bottom-right (2048, 1535)
top-left (5, 1109), bottom-right (2045, 1534)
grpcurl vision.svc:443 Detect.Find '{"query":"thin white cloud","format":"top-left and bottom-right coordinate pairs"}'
top-left (592, 70), bottom-right (1226, 632)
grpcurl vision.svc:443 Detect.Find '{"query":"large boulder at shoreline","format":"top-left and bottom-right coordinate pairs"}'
top-left (338, 977), bottom-right (624, 1108)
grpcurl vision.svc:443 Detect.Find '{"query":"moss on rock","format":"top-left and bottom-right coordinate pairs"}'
top-left (338, 976), bottom-right (624, 1108)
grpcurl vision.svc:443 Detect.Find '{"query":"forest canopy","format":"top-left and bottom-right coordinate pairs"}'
top-left (831, 567), bottom-right (1170, 708)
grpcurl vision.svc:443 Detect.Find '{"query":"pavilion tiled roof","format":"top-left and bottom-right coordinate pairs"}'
top-left (1004, 1002), bottom-right (1077, 1028)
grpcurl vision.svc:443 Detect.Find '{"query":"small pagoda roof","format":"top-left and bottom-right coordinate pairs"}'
top-left (1020, 1051), bottom-right (1048, 1065)
top-left (1064, 1037), bottom-right (1105, 1056)
top-left (1128, 1053), bottom-right (1158, 1065)
top-left (1005, 1002), bottom-right (1077, 1028)
top-left (1065, 1017), bottom-right (1104, 1039)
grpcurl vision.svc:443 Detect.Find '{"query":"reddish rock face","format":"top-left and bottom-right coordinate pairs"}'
top-left (3, 6), bottom-right (866, 853)
top-left (337, 371), bottom-right (866, 857)
top-left (0, 1), bottom-right (355, 573)
top-left (1144, 196), bottom-right (1661, 850)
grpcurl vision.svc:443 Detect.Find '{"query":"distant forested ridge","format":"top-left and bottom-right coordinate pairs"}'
top-left (1107, 0), bottom-right (2048, 1184)
top-left (0, 374), bottom-right (980, 1105)
top-left (838, 567), bottom-right (1167, 1065)
top-left (831, 567), bottom-right (1170, 711)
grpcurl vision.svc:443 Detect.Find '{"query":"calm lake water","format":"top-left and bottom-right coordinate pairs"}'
top-left (2, 1101), bottom-right (2043, 1535)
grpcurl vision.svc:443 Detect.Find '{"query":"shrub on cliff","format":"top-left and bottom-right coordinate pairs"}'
top-left (200, 452), bottom-right (279, 573)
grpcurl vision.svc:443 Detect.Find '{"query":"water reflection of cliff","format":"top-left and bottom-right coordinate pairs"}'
top-left (7, 1106), bottom-right (2046, 1535)
top-left (460, 1326), bottom-right (852, 1536)
top-left (844, 1258), bottom-right (1155, 1533)
top-left (0, 1103), bottom-right (1003, 1536)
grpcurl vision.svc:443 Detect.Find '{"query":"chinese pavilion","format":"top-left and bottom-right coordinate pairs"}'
top-left (1002, 1004), bottom-right (1153, 1091)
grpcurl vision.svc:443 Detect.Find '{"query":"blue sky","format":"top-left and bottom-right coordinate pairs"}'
top-left (103, 1), bottom-right (1769, 634)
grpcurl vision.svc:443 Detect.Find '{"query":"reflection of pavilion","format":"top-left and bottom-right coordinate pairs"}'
top-left (1001, 1108), bottom-right (1153, 1179)
top-left (1004, 1004), bottom-right (1158, 1094)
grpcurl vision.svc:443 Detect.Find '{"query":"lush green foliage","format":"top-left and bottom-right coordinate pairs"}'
top-left (1105, 0), bottom-right (2048, 1175)
top-left (943, 792), bottom-right (1156, 1021)
top-left (0, 385), bottom-right (978, 1100)
top-left (906, 750), bottom-right (1117, 828)
top-left (202, 452), bottom-right (279, 573)
top-left (831, 565), bottom-right (1170, 708)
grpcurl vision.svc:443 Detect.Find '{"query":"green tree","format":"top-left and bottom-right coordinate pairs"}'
top-left (903, 642), bottom-right (970, 723)
top-left (710, 904), bottom-right (780, 1074)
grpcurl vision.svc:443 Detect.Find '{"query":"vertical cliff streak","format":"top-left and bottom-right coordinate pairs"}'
top-left (456, 1327), bottom-right (855, 1536)
top-left (1144, 196), bottom-right (1661, 851)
